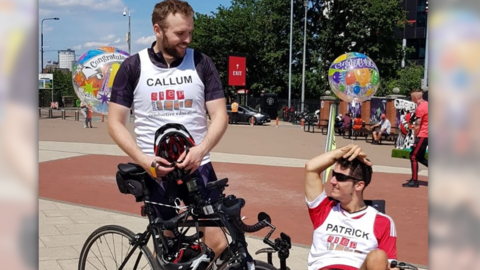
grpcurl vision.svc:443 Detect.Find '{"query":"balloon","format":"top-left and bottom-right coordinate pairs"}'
top-left (354, 68), bottom-right (371, 87)
top-left (72, 46), bottom-right (130, 115)
top-left (328, 52), bottom-right (380, 102)
top-left (345, 71), bottom-right (356, 85)
top-left (332, 72), bottom-right (341, 84)
top-left (371, 70), bottom-right (380, 86)
top-left (353, 85), bottom-right (361, 94)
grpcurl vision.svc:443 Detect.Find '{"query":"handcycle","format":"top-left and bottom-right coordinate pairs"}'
top-left (78, 162), bottom-right (292, 270)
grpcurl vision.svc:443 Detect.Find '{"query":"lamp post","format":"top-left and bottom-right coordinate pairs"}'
top-left (40, 17), bottom-right (59, 72)
top-left (123, 7), bottom-right (131, 55)
top-left (423, 3), bottom-right (428, 90)
top-left (301, 0), bottom-right (308, 112)
top-left (288, 0), bottom-right (294, 108)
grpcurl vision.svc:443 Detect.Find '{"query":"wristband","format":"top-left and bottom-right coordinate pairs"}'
top-left (150, 160), bottom-right (157, 178)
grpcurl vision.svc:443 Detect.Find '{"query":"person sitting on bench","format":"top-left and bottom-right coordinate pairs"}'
top-left (304, 144), bottom-right (397, 270)
top-left (371, 114), bottom-right (391, 144)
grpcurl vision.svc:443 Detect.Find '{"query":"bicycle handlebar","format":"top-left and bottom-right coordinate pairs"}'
top-left (390, 261), bottom-right (419, 270)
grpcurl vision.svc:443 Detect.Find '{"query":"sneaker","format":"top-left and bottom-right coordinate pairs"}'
top-left (402, 179), bottom-right (419, 188)
top-left (84, 126), bottom-right (87, 128)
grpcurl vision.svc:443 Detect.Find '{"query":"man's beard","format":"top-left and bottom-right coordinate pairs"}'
top-left (162, 34), bottom-right (187, 59)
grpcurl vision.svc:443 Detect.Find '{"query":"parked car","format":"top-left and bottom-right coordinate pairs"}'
top-left (226, 104), bottom-right (271, 125)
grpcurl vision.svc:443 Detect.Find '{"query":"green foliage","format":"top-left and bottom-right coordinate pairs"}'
top-left (189, 0), bottom-right (409, 99)
top-left (385, 63), bottom-right (425, 96)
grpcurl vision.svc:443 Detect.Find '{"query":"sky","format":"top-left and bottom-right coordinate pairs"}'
top-left (38, 0), bottom-right (232, 70)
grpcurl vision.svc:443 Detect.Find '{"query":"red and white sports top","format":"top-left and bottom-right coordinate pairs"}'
top-left (306, 190), bottom-right (397, 270)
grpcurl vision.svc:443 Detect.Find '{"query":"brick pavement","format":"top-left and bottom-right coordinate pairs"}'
top-left (38, 117), bottom-right (428, 269)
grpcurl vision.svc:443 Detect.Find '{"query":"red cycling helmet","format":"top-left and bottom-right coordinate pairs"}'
top-left (154, 123), bottom-right (196, 181)
top-left (158, 242), bottom-right (215, 270)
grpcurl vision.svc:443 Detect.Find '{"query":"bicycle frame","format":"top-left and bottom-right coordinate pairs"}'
top-left (114, 163), bottom-right (291, 270)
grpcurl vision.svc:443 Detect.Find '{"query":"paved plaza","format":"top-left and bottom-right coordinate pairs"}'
top-left (39, 114), bottom-right (428, 269)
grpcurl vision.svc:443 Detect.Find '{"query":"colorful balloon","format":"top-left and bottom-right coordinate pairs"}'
top-left (332, 72), bottom-right (341, 84)
top-left (72, 46), bottom-right (130, 115)
top-left (328, 52), bottom-right (380, 102)
top-left (353, 85), bottom-right (361, 94)
top-left (354, 68), bottom-right (371, 87)
top-left (371, 70), bottom-right (380, 86)
top-left (345, 71), bottom-right (356, 85)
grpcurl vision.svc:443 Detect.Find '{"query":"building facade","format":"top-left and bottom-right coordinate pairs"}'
top-left (396, 0), bottom-right (429, 66)
top-left (58, 49), bottom-right (76, 71)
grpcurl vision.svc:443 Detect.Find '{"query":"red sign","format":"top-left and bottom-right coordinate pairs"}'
top-left (228, 56), bottom-right (246, 86)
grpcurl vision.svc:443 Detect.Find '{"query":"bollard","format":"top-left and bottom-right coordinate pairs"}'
top-left (250, 116), bottom-right (254, 126)
top-left (276, 117), bottom-right (279, 128)
top-left (301, 119), bottom-right (304, 128)
top-left (75, 110), bottom-right (80, 121)
top-left (48, 108), bottom-right (53, 118)
top-left (61, 110), bottom-right (66, 120)
top-left (101, 115), bottom-right (105, 122)
top-left (39, 108), bottom-right (41, 117)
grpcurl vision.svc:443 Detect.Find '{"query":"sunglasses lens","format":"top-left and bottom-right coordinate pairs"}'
top-left (333, 172), bottom-right (348, 181)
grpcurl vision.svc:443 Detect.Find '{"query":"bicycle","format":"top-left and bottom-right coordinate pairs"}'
top-left (78, 162), bottom-right (292, 270)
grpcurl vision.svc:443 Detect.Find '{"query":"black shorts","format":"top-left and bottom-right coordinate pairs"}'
top-left (145, 162), bottom-right (220, 220)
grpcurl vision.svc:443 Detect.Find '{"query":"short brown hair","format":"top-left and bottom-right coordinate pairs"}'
top-left (337, 158), bottom-right (372, 187)
top-left (410, 88), bottom-right (423, 94)
top-left (152, 0), bottom-right (194, 29)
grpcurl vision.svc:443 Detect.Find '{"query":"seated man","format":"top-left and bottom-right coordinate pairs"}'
top-left (371, 114), bottom-right (391, 144)
top-left (305, 144), bottom-right (397, 270)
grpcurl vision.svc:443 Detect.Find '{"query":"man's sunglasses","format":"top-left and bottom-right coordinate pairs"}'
top-left (332, 171), bottom-right (362, 182)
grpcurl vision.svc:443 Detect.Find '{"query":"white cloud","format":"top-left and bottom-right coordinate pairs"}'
top-left (39, 0), bottom-right (125, 12)
top-left (136, 36), bottom-right (155, 45)
top-left (73, 45), bottom-right (82, 50)
top-left (39, 8), bottom-right (55, 16)
top-left (42, 25), bottom-right (54, 33)
top-left (84, 41), bottom-right (109, 48)
top-left (102, 34), bottom-right (117, 41)
top-left (113, 38), bottom-right (122, 44)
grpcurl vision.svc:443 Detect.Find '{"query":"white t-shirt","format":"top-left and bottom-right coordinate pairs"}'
top-left (380, 119), bottom-right (391, 134)
top-left (133, 48), bottom-right (210, 165)
top-left (306, 191), bottom-right (397, 270)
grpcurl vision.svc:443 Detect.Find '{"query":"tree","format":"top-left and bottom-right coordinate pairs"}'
top-left (189, 0), bottom-right (409, 100)
top-left (385, 63), bottom-right (424, 96)
top-left (313, 0), bottom-right (407, 94)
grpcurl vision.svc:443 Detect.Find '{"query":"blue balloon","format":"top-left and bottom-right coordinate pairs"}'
top-left (353, 85), bottom-right (361, 94)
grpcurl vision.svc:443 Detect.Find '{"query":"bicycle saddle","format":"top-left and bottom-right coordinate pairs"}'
top-left (118, 163), bottom-right (145, 175)
top-left (206, 178), bottom-right (229, 190)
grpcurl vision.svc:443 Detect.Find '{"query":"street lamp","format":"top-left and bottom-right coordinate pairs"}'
top-left (288, 0), bottom-right (293, 108)
top-left (40, 17), bottom-right (59, 72)
top-left (123, 7), bottom-right (131, 55)
top-left (301, 0), bottom-right (308, 112)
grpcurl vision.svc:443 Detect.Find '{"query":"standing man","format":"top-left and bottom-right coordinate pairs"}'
top-left (371, 114), bottom-right (391, 144)
top-left (231, 99), bottom-right (239, 124)
top-left (403, 89), bottom-right (428, 188)
top-left (107, 0), bottom-right (228, 260)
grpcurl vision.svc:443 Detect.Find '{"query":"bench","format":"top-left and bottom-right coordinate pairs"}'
top-left (317, 119), bottom-right (329, 135)
top-left (365, 127), bottom-right (399, 145)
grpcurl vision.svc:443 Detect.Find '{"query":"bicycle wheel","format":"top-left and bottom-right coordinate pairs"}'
top-left (221, 260), bottom-right (279, 270)
top-left (78, 225), bottom-right (160, 270)
top-left (253, 260), bottom-right (281, 270)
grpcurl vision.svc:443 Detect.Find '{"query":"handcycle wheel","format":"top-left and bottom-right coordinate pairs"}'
top-left (254, 260), bottom-right (283, 270)
top-left (78, 225), bottom-right (160, 270)
top-left (222, 260), bottom-right (280, 270)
